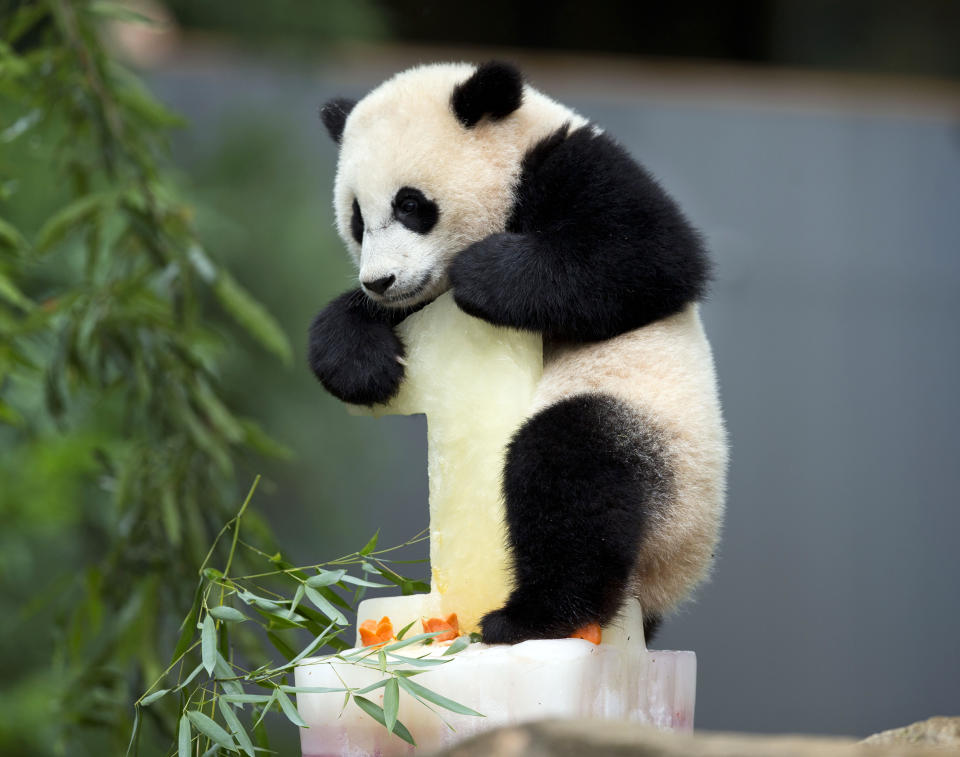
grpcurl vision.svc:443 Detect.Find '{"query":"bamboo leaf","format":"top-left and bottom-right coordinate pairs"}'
top-left (384, 654), bottom-right (450, 668)
top-left (194, 378), bottom-right (245, 443)
top-left (258, 608), bottom-right (307, 629)
top-left (178, 715), bottom-right (191, 757)
top-left (304, 586), bottom-right (347, 625)
top-left (140, 688), bottom-right (169, 706)
top-left (176, 663), bottom-right (204, 691)
top-left (172, 585), bottom-right (202, 662)
top-left (209, 606), bottom-right (247, 623)
top-left (354, 679), bottom-right (388, 695)
top-left (287, 584), bottom-right (304, 619)
top-left (115, 80), bottom-right (186, 128)
top-left (186, 710), bottom-right (237, 752)
top-left (252, 691), bottom-right (277, 729)
top-left (289, 623), bottom-right (336, 665)
top-left (313, 585), bottom-right (352, 612)
top-left (201, 614), bottom-right (216, 675)
top-left (237, 591), bottom-right (282, 613)
top-left (275, 690), bottom-right (307, 728)
top-left (359, 530), bottom-right (379, 556)
top-left (353, 696), bottom-right (415, 746)
top-left (0, 271), bottom-right (35, 311)
top-left (340, 574), bottom-right (390, 588)
top-left (383, 678), bottom-right (399, 734)
top-left (305, 570), bottom-right (345, 588)
top-left (219, 699), bottom-right (255, 757)
top-left (0, 217), bottom-right (28, 252)
top-left (381, 632), bottom-right (441, 652)
top-left (398, 676), bottom-right (484, 717)
top-left (212, 271), bottom-right (292, 364)
top-left (125, 705), bottom-right (141, 757)
top-left (34, 192), bottom-right (115, 253)
top-left (279, 685), bottom-right (346, 695)
top-left (395, 619), bottom-right (416, 640)
top-left (214, 652), bottom-right (245, 697)
top-left (220, 694), bottom-right (273, 705)
top-left (443, 635), bottom-right (472, 656)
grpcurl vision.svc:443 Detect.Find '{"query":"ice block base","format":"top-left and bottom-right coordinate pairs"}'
top-left (296, 597), bottom-right (696, 756)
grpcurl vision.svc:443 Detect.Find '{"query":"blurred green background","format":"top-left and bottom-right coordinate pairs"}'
top-left (2, 1), bottom-right (959, 755)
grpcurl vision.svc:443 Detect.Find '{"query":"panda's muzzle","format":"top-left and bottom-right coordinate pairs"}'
top-left (364, 271), bottom-right (435, 308)
top-left (361, 274), bottom-right (395, 295)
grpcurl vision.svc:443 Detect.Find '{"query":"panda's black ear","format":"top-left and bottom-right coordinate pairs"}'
top-left (319, 97), bottom-right (357, 144)
top-left (451, 61), bottom-right (524, 128)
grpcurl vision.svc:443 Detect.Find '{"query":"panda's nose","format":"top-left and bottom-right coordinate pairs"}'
top-left (362, 275), bottom-right (395, 295)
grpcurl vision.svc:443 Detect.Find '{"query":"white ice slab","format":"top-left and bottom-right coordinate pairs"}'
top-left (296, 597), bottom-right (696, 756)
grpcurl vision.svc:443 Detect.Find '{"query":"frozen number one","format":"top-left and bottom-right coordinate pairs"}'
top-left (360, 292), bottom-right (542, 633)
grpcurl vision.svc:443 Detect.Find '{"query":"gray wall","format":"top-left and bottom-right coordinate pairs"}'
top-left (155, 54), bottom-right (960, 737)
top-left (603, 98), bottom-right (960, 735)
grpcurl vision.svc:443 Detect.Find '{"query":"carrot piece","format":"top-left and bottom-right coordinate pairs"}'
top-left (421, 612), bottom-right (460, 642)
top-left (359, 616), bottom-right (394, 647)
top-left (570, 623), bottom-right (602, 645)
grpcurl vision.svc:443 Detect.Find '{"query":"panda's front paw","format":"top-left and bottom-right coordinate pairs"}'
top-left (308, 294), bottom-right (405, 406)
top-left (450, 233), bottom-right (536, 328)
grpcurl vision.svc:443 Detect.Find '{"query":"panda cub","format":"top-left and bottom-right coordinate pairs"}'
top-left (309, 62), bottom-right (727, 644)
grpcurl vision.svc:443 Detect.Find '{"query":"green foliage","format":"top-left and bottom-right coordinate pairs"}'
top-left (129, 478), bottom-right (479, 755)
top-left (0, 2), bottom-right (298, 753)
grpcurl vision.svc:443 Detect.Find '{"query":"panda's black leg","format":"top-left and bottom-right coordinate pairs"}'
top-left (643, 614), bottom-right (663, 644)
top-left (481, 393), bottom-right (669, 644)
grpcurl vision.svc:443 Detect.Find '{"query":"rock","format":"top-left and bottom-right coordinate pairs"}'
top-left (435, 719), bottom-right (956, 757)
top-left (863, 717), bottom-right (960, 748)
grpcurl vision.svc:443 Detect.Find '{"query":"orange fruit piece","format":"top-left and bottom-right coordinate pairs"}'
top-left (359, 616), bottom-right (394, 647)
top-left (421, 612), bottom-right (460, 642)
top-left (570, 623), bottom-right (602, 645)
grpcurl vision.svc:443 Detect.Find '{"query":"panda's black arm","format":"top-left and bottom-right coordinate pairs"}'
top-left (307, 288), bottom-right (407, 406)
top-left (449, 126), bottom-right (710, 342)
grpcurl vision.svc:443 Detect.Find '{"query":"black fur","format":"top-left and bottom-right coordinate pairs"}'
top-left (451, 61), bottom-right (524, 128)
top-left (480, 394), bottom-right (669, 644)
top-left (307, 289), bottom-right (407, 406)
top-left (319, 97), bottom-right (357, 144)
top-left (450, 125), bottom-right (710, 342)
top-left (393, 187), bottom-right (439, 234)
top-left (350, 198), bottom-right (364, 244)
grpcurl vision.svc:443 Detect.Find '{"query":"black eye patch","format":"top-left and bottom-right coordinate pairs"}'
top-left (393, 187), bottom-right (438, 234)
top-left (351, 198), bottom-right (364, 244)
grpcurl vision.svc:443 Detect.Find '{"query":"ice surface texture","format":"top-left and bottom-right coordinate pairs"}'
top-left (297, 598), bottom-right (695, 756)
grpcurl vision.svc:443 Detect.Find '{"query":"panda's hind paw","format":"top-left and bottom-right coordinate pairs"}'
top-left (480, 604), bottom-right (576, 645)
top-left (479, 607), bottom-right (538, 645)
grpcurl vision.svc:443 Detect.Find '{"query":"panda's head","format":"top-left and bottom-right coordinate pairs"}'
top-left (319, 62), bottom-right (527, 309)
